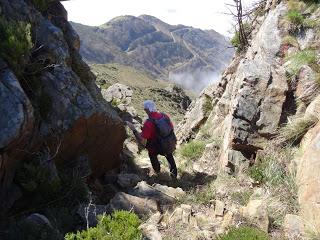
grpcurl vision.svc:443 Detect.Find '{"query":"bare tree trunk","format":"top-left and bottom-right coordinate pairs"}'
top-left (235, 0), bottom-right (248, 49)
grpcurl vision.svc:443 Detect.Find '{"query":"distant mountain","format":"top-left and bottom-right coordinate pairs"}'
top-left (71, 15), bottom-right (234, 92)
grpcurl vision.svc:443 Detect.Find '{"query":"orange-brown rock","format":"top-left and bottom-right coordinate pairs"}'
top-left (52, 113), bottom-right (126, 178)
top-left (296, 122), bottom-right (320, 233)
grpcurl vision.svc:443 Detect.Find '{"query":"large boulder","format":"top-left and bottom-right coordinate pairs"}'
top-left (0, 60), bottom-right (34, 214)
top-left (107, 192), bottom-right (159, 216)
top-left (129, 181), bottom-right (185, 205)
top-left (296, 122), bottom-right (320, 233)
top-left (241, 199), bottom-right (269, 232)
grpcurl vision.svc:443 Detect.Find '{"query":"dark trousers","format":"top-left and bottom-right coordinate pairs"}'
top-left (149, 153), bottom-right (177, 178)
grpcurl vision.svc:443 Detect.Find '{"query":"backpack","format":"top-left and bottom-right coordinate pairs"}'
top-left (149, 113), bottom-right (177, 155)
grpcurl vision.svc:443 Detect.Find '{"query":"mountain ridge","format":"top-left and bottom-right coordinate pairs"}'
top-left (71, 15), bottom-right (234, 92)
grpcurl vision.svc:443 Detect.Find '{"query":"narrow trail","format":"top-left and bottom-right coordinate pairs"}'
top-left (93, 145), bottom-right (232, 240)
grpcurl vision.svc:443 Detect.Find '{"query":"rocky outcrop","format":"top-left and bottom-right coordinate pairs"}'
top-left (0, 0), bottom-right (126, 215)
top-left (178, 0), bottom-right (320, 235)
top-left (218, 3), bottom-right (288, 172)
top-left (178, 3), bottom-right (289, 172)
top-left (176, 84), bottom-right (216, 144)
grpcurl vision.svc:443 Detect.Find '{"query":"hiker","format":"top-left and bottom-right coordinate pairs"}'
top-left (126, 100), bottom-right (178, 179)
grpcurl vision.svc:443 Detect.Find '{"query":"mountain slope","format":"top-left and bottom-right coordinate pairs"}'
top-left (71, 15), bottom-right (234, 92)
top-left (91, 63), bottom-right (192, 124)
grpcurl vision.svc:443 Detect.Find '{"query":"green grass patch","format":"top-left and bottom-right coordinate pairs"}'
top-left (111, 98), bottom-right (121, 107)
top-left (218, 226), bottom-right (269, 240)
top-left (0, 17), bottom-right (33, 77)
top-left (285, 49), bottom-right (317, 78)
top-left (287, 10), bottom-right (305, 25)
top-left (65, 210), bottom-right (142, 240)
top-left (248, 158), bottom-right (285, 185)
top-left (179, 140), bottom-right (206, 161)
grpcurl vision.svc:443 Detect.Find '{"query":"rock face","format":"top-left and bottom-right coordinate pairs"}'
top-left (178, 0), bottom-right (320, 233)
top-left (0, 0), bottom-right (126, 215)
top-left (71, 15), bottom-right (234, 92)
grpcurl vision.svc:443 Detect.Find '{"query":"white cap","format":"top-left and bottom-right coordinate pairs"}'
top-left (143, 100), bottom-right (157, 112)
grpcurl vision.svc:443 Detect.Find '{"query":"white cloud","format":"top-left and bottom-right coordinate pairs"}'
top-left (62, 0), bottom-right (257, 36)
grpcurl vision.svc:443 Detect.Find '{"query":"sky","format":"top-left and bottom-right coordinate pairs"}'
top-left (62, 0), bottom-right (256, 36)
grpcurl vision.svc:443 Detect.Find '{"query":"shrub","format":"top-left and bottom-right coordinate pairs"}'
top-left (31, 0), bottom-right (51, 12)
top-left (65, 210), bottom-right (142, 240)
top-left (231, 23), bottom-right (251, 52)
top-left (111, 98), bottom-right (120, 107)
top-left (248, 158), bottom-right (285, 185)
top-left (285, 49), bottom-right (317, 78)
top-left (231, 31), bottom-right (241, 49)
top-left (230, 190), bottom-right (253, 206)
top-left (246, 143), bottom-right (299, 227)
top-left (38, 92), bottom-right (52, 119)
top-left (218, 226), bottom-right (269, 240)
top-left (202, 95), bottom-right (213, 117)
top-left (0, 17), bottom-right (33, 76)
top-left (15, 157), bottom-right (89, 209)
top-left (278, 116), bottom-right (318, 145)
top-left (179, 140), bottom-right (206, 160)
top-left (287, 10), bottom-right (305, 25)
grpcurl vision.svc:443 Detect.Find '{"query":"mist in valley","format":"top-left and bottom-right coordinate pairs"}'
top-left (169, 70), bottom-right (221, 94)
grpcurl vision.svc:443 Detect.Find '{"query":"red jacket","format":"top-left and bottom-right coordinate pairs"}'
top-left (141, 112), bottom-right (173, 154)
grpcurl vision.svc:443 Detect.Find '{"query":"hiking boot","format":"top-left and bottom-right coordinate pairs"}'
top-left (170, 171), bottom-right (177, 180)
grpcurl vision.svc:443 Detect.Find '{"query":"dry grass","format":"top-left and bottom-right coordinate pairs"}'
top-left (287, 0), bottom-right (307, 11)
top-left (282, 35), bottom-right (300, 47)
top-left (247, 142), bottom-right (300, 228)
top-left (277, 116), bottom-right (318, 145)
